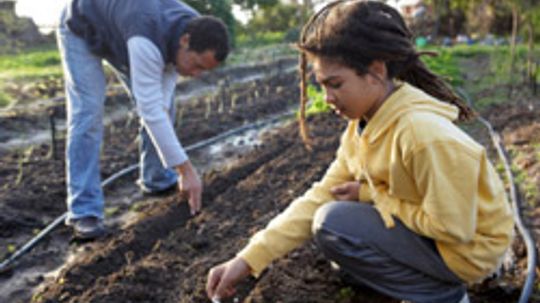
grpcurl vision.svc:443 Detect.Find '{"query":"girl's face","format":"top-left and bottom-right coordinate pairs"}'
top-left (312, 56), bottom-right (391, 120)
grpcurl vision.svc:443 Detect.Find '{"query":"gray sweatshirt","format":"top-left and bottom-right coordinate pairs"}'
top-left (65, 0), bottom-right (200, 168)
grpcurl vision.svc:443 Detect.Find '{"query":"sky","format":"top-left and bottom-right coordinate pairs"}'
top-left (15, 0), bottom-right (65, 32)
top-left (15, 0), bottom-right (405, 34)
top-left (15, 0), bottom-right (251, 33)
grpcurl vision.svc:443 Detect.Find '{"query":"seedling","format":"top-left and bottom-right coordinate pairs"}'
top-left (229, 94), bottom-right (237, 112)
top-left (47, 107), bottom-right (58, 160)
top-left (15, 145), bottom-right (34, 187)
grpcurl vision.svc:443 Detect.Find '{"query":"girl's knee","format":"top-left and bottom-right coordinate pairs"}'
top-left (312, 201), bottom-right (375, 235)
top-left (312, 201), bottom-right (346, 236)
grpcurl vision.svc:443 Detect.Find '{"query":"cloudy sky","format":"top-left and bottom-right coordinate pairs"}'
top-left (15, 0), bottom-right (404, 34)
top-left (15, 0), bottom-right (251, 33)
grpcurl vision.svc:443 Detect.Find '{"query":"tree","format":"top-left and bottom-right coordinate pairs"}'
top-left (237, 1), bottom-right (311, 44)
top-left (232, 0), bottom-right (279, 10)
top-left (497, 0), bottom-right (540, 95)
top-left (184, 0), bottom-right (236, 45)
top-left (248, 3), bottom-right (306, 33)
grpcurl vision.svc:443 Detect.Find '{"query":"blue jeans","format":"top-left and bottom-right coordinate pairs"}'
top-left (312, 202), bottom-right (466, 303)
top-left (57, 10), bottom-right (177, 224)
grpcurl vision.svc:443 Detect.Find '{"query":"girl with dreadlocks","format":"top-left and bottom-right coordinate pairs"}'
top-left (206, 1), bottom-right (513, 302)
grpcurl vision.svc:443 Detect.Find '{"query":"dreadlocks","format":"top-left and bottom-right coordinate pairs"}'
top-left (297, 0), bottom-right (475, 143)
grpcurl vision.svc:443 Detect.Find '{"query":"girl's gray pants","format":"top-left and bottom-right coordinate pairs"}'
top-left (312, 201), bottom-right (467, 303)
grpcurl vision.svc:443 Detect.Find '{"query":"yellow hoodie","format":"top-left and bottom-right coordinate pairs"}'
top-left (238, 83), bottom-right (514, 283)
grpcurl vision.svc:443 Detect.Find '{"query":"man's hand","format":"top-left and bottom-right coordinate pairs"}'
top-left (330, 181), bottom-right (360, 201)
top-left (207, 257), bottom-right (251, 301)
top-left (175, 160), bottom-right (202, 215)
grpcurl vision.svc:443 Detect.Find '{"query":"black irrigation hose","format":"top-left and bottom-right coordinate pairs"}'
top-left (0, 110), bottom-right (295, 273)
top-left (457, 87), bottom-right (536, 303)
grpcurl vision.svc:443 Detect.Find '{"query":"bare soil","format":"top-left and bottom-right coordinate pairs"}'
top-left (1, 57), bottom-right (539, 303)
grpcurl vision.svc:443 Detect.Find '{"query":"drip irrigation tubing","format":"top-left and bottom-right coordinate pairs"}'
top-left (0, 110), bottom-right (295, 273)
top-left (457, 87), bottom-right (536, 303)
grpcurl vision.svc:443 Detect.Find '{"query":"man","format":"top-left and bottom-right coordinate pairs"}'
top-left (57, 0), bottom-right (230, 239)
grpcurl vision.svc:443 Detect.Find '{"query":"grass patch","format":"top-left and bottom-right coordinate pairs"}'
top-left (0, 89), bottom-right (12, 108)
top-left (236, 31), bottom-right (287, 48)
top-left (420, 44), bottom-right (540, 110)
top-left (422, 49), bottom-right (464, 87)
top-left (0, 44), bottom-right (62, 80)
top-left (226, 43), bottom-right (296, 66)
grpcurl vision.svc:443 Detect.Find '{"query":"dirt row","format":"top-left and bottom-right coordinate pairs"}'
top-left (34, 113), bottom-right (354, 303)
top-left (0, 57), bottom-right (296, 147)
top-left (0, 70), bottom-right (299, 269)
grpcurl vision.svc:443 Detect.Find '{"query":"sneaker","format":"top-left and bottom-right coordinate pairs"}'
top-left (401, 293), bottom-right (469, 303)
top-left (458, 293), bottom-right (470, 303)
top-left (72, 217), bottom-right (107, 240)
top-left (141, 183), bottom-right (177, 197)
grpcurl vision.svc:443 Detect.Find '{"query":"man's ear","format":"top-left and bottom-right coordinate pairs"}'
top-left (179, 33), bottom-right (191, 49)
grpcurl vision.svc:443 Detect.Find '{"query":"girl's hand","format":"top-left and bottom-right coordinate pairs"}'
top-left (206, 257), bottom-right (251, 300)
top-left (330, 181), bottom-right (360, 201)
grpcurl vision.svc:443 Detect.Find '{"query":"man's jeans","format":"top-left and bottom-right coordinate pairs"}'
top-left (57, 11), bottom-right (177, 224)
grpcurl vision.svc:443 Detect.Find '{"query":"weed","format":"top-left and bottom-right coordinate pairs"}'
top-left (31, 292), bottom-right (43, 302)
top-left (105, 206), bottom-right (120, 217)
top-left (336, 286), bottom-right (355, 301)
top-left (305, 84), bottom-right (331, 116)
top-left (14, 146), bottom-right (35, 187)
top-left (0, 89), bottom-right (12, 108)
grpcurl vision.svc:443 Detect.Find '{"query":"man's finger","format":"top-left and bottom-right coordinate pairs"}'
top-left (189, 189), bottom-right (201, 215)
top-left (195, 189), bottom-right (202, 212)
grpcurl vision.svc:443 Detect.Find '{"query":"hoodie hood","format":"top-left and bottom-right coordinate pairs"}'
top-left (361, 82), bottom-right (459, 144)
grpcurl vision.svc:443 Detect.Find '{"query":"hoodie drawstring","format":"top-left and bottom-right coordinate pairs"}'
top-left (359, 136), bottom-right (396, 228)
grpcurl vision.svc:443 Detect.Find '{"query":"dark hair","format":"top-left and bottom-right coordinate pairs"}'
top-left (297, 0), bottom-right (475, 142)
top-left (185, 15), bottom-right (230, 62)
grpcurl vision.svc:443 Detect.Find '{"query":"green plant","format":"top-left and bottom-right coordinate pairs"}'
top-left (31, 292), bottom-right (43, 303)
top-left (508, 148), bottom-right (539, 207)
top-left (336, 286), bottom-right (355, 301)
top-left (422, 49), bottom-right (464, 87)
top-left (305, 84), bottom-right (331, 116)
top-left (0, 89), bottom-right (12, 107)
top-left (105, 206), bottom-right (120, 217)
